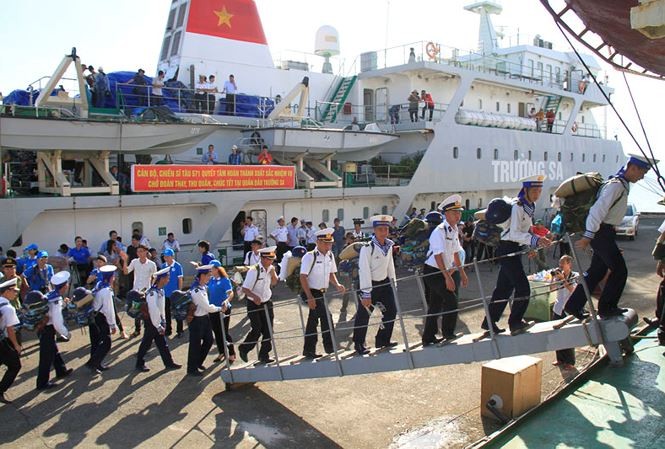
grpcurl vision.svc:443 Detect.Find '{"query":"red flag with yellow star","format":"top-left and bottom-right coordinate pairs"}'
top-left (186, 0), bottom-right (267, 45)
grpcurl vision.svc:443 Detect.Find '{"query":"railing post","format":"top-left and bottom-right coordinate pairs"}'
top-left (218, 310), bottom-right (234, 383)
top-left (322, 292), bottom-right (344, 376)
top-left (263, 303), bottom-right (284, 379)
top-left (473, 257), bottom-right (501, 358)
top-left (392, 282), bottom-right (415, 369)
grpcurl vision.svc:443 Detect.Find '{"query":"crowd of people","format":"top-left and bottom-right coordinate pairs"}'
top-left (1, 154), bottom-right (663, 405)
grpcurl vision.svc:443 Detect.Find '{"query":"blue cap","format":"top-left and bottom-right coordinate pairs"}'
top-left (209, 260), bottom-right (222, 268)
top-left (163, 248), bottom-right (175, 257)
top-left (37, 250), bottom-right (49, 259)
top-left (24, 243), bottom-right (38, 252)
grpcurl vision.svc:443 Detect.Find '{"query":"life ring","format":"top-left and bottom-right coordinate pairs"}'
top-left (571, 122), bottom-right (578, 133)
top-left (425, 42), bottom-right (439, 60)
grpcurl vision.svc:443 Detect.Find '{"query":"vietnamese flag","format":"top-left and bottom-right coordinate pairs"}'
top-left (186, 0), bottom-right (267, 45)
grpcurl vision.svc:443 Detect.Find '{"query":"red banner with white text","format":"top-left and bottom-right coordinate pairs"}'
top-left (131, 164), bottom-right (295, 192)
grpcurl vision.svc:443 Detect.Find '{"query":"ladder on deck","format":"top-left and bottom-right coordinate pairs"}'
top-left (320, 76), bottom-right (357, 123)
top-left (221, 310), bottom-right (637, 387)
top-left (544, 95), bottom-right (561, 115)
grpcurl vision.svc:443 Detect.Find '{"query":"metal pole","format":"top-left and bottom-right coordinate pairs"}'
top-left (262, 303), bottom-right (284, 380)
top-left (218, 309), bottom-right (234, 383)
top-left (322, 292), bottom-right (344, 376)
top-left (391, 282), bottom-right (415, 369)
top-left (415, 267), bottom-right (429, 313)
top-left (565, 233), bottom-right (607, 347)
top-left (473, 257), bottom-right (501, 358)
top-left (297, 297), bottom-right (307, 337)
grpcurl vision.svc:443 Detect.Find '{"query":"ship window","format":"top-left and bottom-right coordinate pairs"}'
top-left (581, 115), bottom-right (585, 124)
top-left (453, 146), bottom-right (459, 159)
top-left (537, 62), bottom-right (543, 77)
top-left (171, 31), bottom-right (182, 57)
top-left (544, 151), bottom-right (548, 161)
top-left (182, 218), bottom-right (192, 234)
top-left (496, 102), bottom-right (500, 112)
top-left (465, 199), bottom-right (470, 210)
top-left (381, 205), bottom-right (388, 214)
top-left (507, 103), bottom-right (511, 113)
top-left (514, 150), bottom-right (519, 160)
top-left (160, 36), bottom-right (172, 61)
top-left (166, 8), bottom-right (176, 30)
top-left (478, 99), bottom-right (483, 109)
top-left (582, 153), bottom-right (586, 162)
top-left (363, 207), bottom-right (369, 219)
top-left (570, 152), bottom-right (574, 161)
top-left (593, 154), bottom-right (597, 163)
top-left (176, 3), bottom-right (187, 27)
top-left (337, 208), bottom-right (344, 220)
top-left (528, 150), bottom-right (532, 161)
top-left (477, 147), bottom-right (482, 159)
top-left (558, 112), bottom-right (562, 120)
top-left (493, 148), bottom-right (499, 160)
top-left (322, 209), bottom-right (330, 223)
top-left (478, 198), bottom-right (483, 208)
top-left (602, 154), bottom-right (606, 163)
top-left (557, 152), bottom-right (561, 162)
top-left (431, 201), bottom-right (437, 211)
top-left (132, 222), bottom-right (143, 236)
top-left (616, 155), bottom-right (619, 163)
top-left (528, 59), bottom-right (534, 77)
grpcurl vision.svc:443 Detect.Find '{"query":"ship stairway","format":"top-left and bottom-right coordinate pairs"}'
top-left (320, 76), bottom-right (357, 123)
top-left (35, 150), bottom-right (119, 197)
top-left (222, 307), bottom-right (637, 387)
top-left (273, 153), bottom-right (342, 189)
top-left (544, 95), bottom-right (562, 115)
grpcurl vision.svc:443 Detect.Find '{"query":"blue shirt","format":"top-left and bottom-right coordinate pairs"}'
top-left (24, 264), bottom-right (54, 292)
top-left (201, 251), bottom-right (215, 265)
top-left (202, 151), bottom-right (218, 164)
top-left (207, 276), bottom-right (232, 307)
top-left (17, 256), bottom-right (37, 275)
top-left (228, 152), bottom-right (242, 165)
top-left (68, 246), bottom-right (91, 264)
top-left (161, 261), bottom-right (183, 297)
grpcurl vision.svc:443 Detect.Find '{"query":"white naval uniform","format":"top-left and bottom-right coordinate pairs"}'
top-left (300, 250), bottom-right (337, 290)
top-left (243, 225), bottom-right (260, 243)
top-left (359, 240), bottom-right (396, 296)
top-left (243, 251), bottom-right (261, 266)
top-left (242, 264), bottom-right (275, 302)
top-left (502, 199), bottom-right (540, 247)
top-left (271, 226), bottom-right (288, 243)
top-left (146, 288), bottom-right (166, 331)
top-left (93, 287), bottom-right (117, 330)
top-left (425, 220), bottom-right (463, 270)
top-left (191, 285), bottom-right (222, 316)
top-left (47, 297), bottom-right (70, 338)
top-left (583, 178), bottom-right (629, 240)
top-left (0, 297), bottom-right (20, 336)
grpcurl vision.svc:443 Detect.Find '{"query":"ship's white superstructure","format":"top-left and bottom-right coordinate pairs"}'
top-left (0, 0), bottom-right (623, 269)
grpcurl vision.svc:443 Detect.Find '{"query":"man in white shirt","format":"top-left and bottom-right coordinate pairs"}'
top-left (296, 219), bottom-right (307, 247)
top-left (243, 238), bottom-right (263, 266)
top-left (206, 74), bottom-right (219, 114)
top-left (299, 229), bottom-right (346, 358)
top-left (135, 267), bottom-right (181, 372)
top-left (566, 154), bottom-right (656, 319)
top-left (286, 217), bottom-right (300, 250)
top-left (270, 216), bottom-right (289, 266)
top-left (0, 278), bottom-right (22, 404)
top-left (86, 265), bottom-right (117, 375)
top-left (121, 245), bottom-right (157, 337)
top-left (194, 74), bottom-right (208, 113)
top-left (305, 221), bottom-right (317, 250)
top-left (422, 195), bottom-right (469, 345)
top-left (353, 215), bottom-right (398, 355)
top-left (222, 74), bottom-right (238, 115)
top-left (242, 216), bottom-right (260, 257)
top-left (238, 247), bottom-right (279, 364)
top-left (162, 232), bottom-right (181, 258)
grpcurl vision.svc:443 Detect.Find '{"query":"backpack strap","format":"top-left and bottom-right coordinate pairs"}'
top-left (251, 263), bottom-right (261, 290)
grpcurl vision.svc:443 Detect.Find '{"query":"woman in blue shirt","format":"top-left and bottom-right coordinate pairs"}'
top-left (207, 261), bottom-right (235, 363)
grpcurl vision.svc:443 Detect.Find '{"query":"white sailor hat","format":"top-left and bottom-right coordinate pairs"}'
top-left (370, 215), bottom-right (393, 227)
top-left (232, 144), bottom-right (238, 150)
top-left (196, 264), bottom-right (213, 274)
top-left (153, 266), bottom-right (171, 279)
top-left (277, 216), bottom-right (285, 223)
top-left (627, 153), bottom-right (658, 171)
top-left (438, 194), bottom-right (464, 212)
top-left (259, 246), bottom-right (277, 259)
top-left (99, 265), bottom-right (117, 280)
top-left (315, 228), bottom-right (335, 242)
top-left (520, 174), bottom-right (545, 188)
top-left (51, 271), bottom-right (71, 288)
top-left (0, 277), bottom-right (19, 292)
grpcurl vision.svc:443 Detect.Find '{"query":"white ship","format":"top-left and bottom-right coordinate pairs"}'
top-left (0, 0), bottom-right (624, 267)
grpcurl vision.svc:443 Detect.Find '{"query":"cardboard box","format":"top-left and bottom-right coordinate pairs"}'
top-left (481, 355), bottom-right (542, 419)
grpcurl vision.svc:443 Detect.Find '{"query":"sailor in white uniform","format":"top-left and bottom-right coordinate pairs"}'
top-left (187, 264), bottom-right (221, 376)
top-left (238, 247), bottom-right (279, 363)
top-left (351, 218), bottom-right (367, 240)
top-left (300, 230), bottom-right (346, 358)
top-left (136, 267), bottom-right (181, 372)
top-left (37, 271), bottom-right (73, 390)
top-left (422, 196), bottom-right (469, 345)
top-left (565, 154), bottom-right (657, 319)
top-left (243, 237), bottom-right (263, 266)
top-left (482, 175), bottom-right (552, 335)
top-left (0, 278), bottom-right (22, 404)
top-left (353, 215), bottom-right (398, 355)
top-left (86, 265), bottom-right (118, 375)
top-left (270, 216), bottom-right (289, 266)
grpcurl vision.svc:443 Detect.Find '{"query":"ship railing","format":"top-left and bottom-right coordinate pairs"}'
top-left (315, 101), bottom-right (447, 127)
top-left (1, 160), bottom-right (38, 198)
top-left (347, 164), bottom-right (416, 187)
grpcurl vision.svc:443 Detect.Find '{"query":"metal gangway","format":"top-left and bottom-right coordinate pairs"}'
top-left (219, 235), bottom-right (637, 389)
